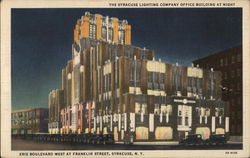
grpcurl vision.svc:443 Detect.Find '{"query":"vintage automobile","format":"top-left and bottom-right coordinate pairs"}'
top-left (87, 133), bottom-right (114, 145)
top-left (103, 134), bottom-right (115, 144)
top-left (179, 134), bottom-right (204, 146)
top-left (179, 134), bottom-right (228, 146)
top-left (206, 134), bottom-right (227, 145)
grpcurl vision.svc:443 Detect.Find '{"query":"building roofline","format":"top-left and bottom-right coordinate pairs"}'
top-left (192, 45), bottom-right (242, 63)
top-left (12, 107), bottom-right (48, 113)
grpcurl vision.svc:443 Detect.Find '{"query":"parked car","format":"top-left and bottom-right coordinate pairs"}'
top-left (87, 134), bottom-right (96, 144)
top-left (179, 134), bottom-right (204, 146)
top-left (207, 134), bottom-right (227, 145)
top-left (85, 133), bottom-right (114, 144)
top-left (103, 134), bottom-right (114, 144)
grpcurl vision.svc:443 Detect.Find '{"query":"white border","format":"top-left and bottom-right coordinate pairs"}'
top-left (1, 0), bottom-right (249, 157)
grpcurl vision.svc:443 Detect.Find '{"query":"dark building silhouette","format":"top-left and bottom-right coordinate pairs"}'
top-left (193, 45), bottom-right (242, 138)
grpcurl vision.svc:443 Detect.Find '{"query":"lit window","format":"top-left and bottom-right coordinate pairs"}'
top-left (160, 105), bottom-right (167, 115)
top-left (220, 58), bottom-right (223, 67)
top-left (200, 107), bottom-right (205, 117)
top-left (167, 105), bottom-right (173, 115)
top-left (135, 103), bottom-right (141, 114)
top-left (154, 104), bottom-right (160, 115)
top-left (205, 108), bottom-right (210, 116)
top-left (141, 104), bottom-right (147, 114)
top-left (215, 108), bottom-right (219, 117)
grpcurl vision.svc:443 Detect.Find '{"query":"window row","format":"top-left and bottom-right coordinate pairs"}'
top-left (129, 61), bottom-right (141, 82)
top-left (11, 119), bottom-right (39, 126)
top-left (219, 54), bottom-right (241, 67)
top-left (222, 69), bottom-right (242, 80)
top-left (11, 111), bottom-right (37, 119)
top-left (154, 104), bottom-right (173, 115)
top-left (148, 72), bottom-right (165, 83)
top-left (147, 82), bottom-right (165, 90)
top-left (195, 107), bottom-right (210, 117)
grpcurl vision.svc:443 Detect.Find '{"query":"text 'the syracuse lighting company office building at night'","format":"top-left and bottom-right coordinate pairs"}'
top-left (48, 12), bottom-right (229, 143)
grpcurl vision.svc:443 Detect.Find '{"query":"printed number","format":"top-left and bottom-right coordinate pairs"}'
top-left (225, 152), bottom-right (237, 154)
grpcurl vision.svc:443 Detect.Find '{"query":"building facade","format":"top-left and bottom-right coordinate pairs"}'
top-left (193, 46), bottom-right (242, 137)
top-left (48, 89), bottom-right (64, 134)
top-left (11, 108), bottom-right (48, 134)
top-left (48, 12), bottom-right (229, 143)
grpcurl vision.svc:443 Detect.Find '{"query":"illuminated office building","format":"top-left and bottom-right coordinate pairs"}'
top-left (48, 12), bottom-right (229, 142)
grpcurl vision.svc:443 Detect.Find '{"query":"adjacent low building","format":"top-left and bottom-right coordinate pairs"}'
top-left (11, 108), bottom-right (49, 134)
top-left (48, 12), bottom-right (229, 143)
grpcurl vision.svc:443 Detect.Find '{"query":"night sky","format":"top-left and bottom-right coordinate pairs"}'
top-left (11, 8), bottom-right (242, 110)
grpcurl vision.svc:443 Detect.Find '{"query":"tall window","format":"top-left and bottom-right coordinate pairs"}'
top-left (237, 68), bottom-right (241, 77)
top-left (161, 104), bottom-right (172, 115)
top-left (108, 28), bottom-right (113, 41)
top-left (225, 57), bottom-right (228, 66)
top-left (118, 30), bottom-right (124, 44)
top-left (129, 60), bottom-right (140, 86)
top-left (135, 103), bottom-right (148, 114)
top-left (129, 61), bottom-right (135, 81)
top-left (89, 24), bottom-right (93, 38)
top-left (237, 54), bottom-right (241, 63)
top-left (154, 104), bottom-right (160, 115)
top-left (177, 105), bottom-right (183, 125)
top-left (205, 108), bottom-right (210, 116)
top-left (231, 70), bottom-right (235, 78)
top-left (102, 27), bottom-right (107, 40)
top-left (231, 55), bottom-right (235, 64)
top-left (220, 58), bottom-right (223, 67)
top-left (173, 66), bottom-right (182, 94)
top-left (215, 108), bottom-right (224, 117)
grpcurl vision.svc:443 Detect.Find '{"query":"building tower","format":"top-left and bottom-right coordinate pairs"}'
top-left (48, 12), bottom-right (229, 144)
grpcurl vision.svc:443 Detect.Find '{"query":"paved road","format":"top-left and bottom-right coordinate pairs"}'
top-left (12, 138), bottom-right (242, 150)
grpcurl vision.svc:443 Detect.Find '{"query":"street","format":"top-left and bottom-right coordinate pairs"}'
top-left (12, 138), bottom-right (242, 150)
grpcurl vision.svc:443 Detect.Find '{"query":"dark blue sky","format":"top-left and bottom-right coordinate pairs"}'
top-left (11, 8), bottom-right (242, 110)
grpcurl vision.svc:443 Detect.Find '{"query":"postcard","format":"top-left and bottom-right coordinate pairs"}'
top-left (1, 0), bottom-right (249, 157)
